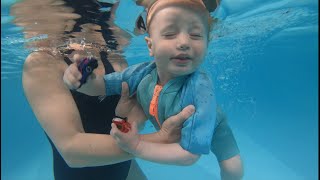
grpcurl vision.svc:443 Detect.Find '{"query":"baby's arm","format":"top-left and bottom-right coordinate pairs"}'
top-left (132, 71), bottom-right (216, 165)
top-left (111, 121), bottom-right (200, 166)
top-left (63, 60), bottom-right (155, 96)
top-left (180, 70), bottom-right (216, 154)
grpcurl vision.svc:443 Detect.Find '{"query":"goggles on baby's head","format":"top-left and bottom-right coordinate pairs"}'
top-left (146, 0), bottom-right (210, 32)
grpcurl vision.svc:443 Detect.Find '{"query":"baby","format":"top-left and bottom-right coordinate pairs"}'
top-left (64, 0), bottom-right (216, 166)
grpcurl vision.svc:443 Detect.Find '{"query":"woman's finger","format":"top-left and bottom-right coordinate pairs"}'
top-left (120, 82), bottom-right (130, 101)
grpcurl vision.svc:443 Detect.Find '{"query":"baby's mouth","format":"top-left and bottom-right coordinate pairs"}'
top-left (171, 54), bottom-right (192, 61)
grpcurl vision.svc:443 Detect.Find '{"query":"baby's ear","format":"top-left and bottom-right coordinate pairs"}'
top-left (144, 36), bottom-right (154, 56)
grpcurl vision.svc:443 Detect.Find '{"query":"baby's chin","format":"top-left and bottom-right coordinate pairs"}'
top-left (170, 67), bottom-right (198, 77)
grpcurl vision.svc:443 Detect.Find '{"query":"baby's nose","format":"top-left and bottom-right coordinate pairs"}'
top-left (176, 34), bottom-right (190, 50)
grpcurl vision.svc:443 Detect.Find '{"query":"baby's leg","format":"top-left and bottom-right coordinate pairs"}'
top-left (219, 155), bottom-right (243, 180)
top-left (211, 107), bottom-right (244, 180)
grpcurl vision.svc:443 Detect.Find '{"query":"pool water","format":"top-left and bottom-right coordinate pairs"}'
top-left (1, 0), bottom-right (318, 179)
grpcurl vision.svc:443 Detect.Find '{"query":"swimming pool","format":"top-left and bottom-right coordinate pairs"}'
top-left (1, 0), bottom-right (318, 179)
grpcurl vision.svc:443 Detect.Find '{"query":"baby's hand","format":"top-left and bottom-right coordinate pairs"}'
top-left (63, 62), bottom-right (82, 90)
top-left (110, 121), bottom-right (141, 155)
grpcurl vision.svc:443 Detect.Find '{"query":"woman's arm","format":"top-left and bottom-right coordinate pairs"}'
top-left (23, 52), bottom-right (133, 167)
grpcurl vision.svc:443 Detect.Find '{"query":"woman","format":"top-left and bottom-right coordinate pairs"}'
top-left (13, 0), bottom-right (194, 179)
top-left (13, 0), bottom-right (242, 179)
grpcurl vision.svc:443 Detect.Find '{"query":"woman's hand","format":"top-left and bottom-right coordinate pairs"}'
top-left (155, 105), bottom-right (195, 143)
top-left (115, 82), bottom-right (196, 144)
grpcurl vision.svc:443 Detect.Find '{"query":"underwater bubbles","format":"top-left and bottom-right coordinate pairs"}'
top-left (204, 3), bottom-right (317, 119)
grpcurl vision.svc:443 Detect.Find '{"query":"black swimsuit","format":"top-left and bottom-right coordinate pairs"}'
top-left (47, 56), bottom-right (130, 180)
top-left (46, 1), bottom-right (131, 179)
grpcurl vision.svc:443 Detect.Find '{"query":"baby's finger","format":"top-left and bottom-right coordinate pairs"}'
top-left (72, 54), bottom-right (84, 64)
top-left (69, 63), bottom-right (82, 80)
top-left (110, 123), bottom-right (123, 138)
top-left (110, 127), bottom-right (120, 142)
top-left (66, 74), bottom-right (81, 89)
top-left (63, 69), bottom-right (78, 89)
top-left (110, 123), bottom-right (118, 136)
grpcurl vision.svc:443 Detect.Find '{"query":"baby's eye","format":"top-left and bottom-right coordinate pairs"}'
top-left (190, 33), bottom-right (203, 38)
top-left (163, 33), bottom-right (176, 38)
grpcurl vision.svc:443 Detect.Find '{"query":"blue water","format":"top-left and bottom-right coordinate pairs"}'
top-left (1, 0), bottom-right (318, 179)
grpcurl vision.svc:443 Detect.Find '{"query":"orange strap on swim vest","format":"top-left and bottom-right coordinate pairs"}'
top-left (149, 84), bottom-right (163, 128)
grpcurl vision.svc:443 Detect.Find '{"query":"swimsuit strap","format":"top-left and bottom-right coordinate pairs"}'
top-left (149, 84), bottom-right (163, 128)
top-left (99, 51), bottom-right (115, 74)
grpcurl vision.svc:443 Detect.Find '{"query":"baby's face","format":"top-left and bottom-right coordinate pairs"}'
top-left (146, 6), bottom-right (209, 78)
